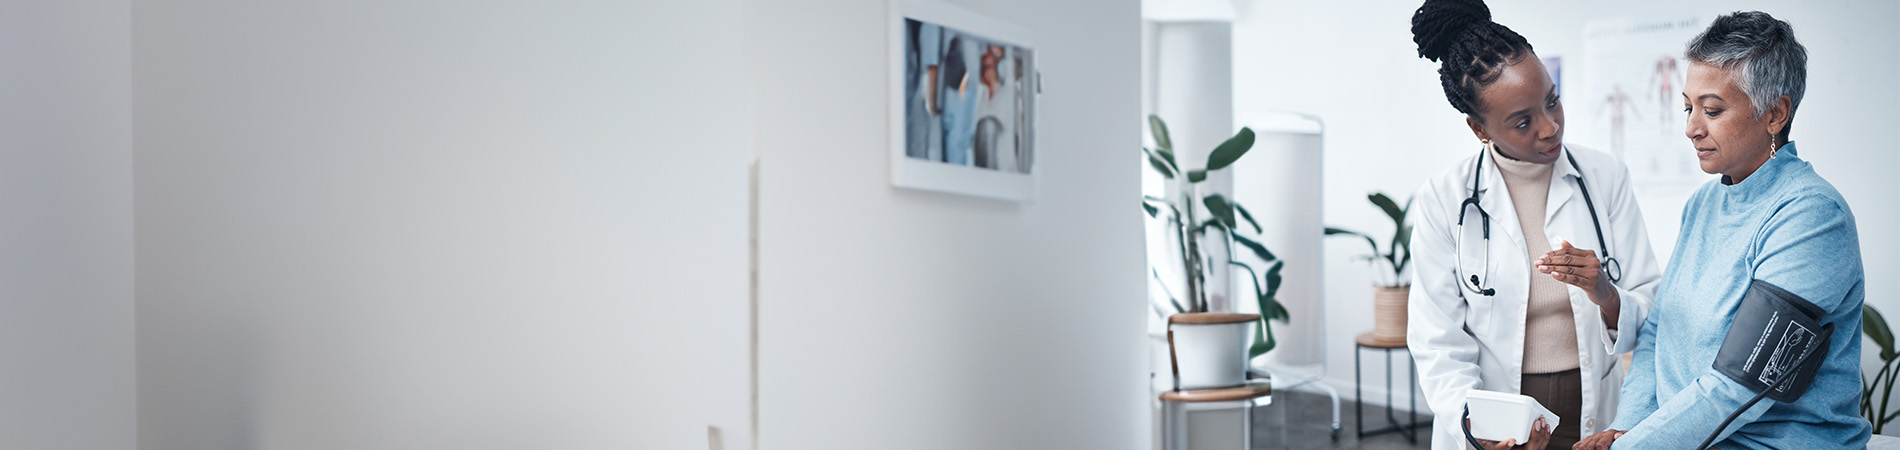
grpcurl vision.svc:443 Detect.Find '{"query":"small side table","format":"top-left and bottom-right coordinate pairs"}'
top-left (1354, 332), bottom-right (1426, 443)
top-left (1159, 380), bottom-right (1272, 450)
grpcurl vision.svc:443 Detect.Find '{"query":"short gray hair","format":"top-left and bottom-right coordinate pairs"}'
top-left (1685, 11), bottom-right (1807, 143)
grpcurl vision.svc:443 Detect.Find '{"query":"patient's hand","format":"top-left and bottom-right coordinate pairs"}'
top-left (1572, 429), bottom-right (1625, 450)
top-left (1537, 241), bottom-right (1620, 324)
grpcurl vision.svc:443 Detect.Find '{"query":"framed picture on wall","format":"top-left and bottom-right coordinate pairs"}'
top-left (889, 0), bottom-right (1039, 202)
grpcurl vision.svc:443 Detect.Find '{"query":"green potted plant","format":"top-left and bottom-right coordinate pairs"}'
top-left (1863, 305), bottom-right (1900, 433)
top-left (1325, 192), bottom-right (1413, 345)
top-left (1142, 115), bottom-right (1289, 390)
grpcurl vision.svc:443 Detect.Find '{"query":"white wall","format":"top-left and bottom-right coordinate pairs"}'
top-left (746, 0), bottom-right (1150, 449)
top-left (133, 2), bottom-right (751, 449)
top-left (1233, 0), bottom-right (1900, 414)
top-left (0, 1), bottom-right (135, 449)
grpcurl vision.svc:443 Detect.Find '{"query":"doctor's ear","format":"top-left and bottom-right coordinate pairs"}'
top-left (1465, 116), bottom-right (1489, 144)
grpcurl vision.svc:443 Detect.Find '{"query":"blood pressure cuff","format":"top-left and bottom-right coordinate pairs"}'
top-left (1714, 280), bottom-right (1834, 403)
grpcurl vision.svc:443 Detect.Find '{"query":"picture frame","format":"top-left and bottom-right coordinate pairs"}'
top-left (888, 0), bottom-right (1039, 202)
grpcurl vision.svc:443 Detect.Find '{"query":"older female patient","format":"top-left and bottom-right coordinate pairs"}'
top-left (1577, 11), bottom-right (1870, 450)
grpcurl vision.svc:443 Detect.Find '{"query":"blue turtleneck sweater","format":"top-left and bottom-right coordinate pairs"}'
top-left (1608, 143), bottom-right (1869, 449)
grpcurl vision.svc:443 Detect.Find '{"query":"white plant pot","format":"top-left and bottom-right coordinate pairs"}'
top-left (1168, 313), bottom-right (1258, 390)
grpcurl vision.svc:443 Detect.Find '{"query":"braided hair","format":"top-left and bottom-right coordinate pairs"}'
top-left (1411, 0), bottom-right (1534, 119)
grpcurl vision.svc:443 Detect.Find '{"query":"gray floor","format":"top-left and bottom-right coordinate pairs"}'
top-left (1251, 389), bottom-right (1432, 450)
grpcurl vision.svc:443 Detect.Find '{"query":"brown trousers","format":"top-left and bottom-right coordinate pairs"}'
top-left (1519, 368), bottom-right (1583, 449)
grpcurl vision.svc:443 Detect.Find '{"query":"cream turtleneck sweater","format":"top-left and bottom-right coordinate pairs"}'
top-left (1490, 144), bottom-right (1581, 374)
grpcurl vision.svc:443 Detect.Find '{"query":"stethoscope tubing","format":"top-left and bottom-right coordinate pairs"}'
top-left (1455, 147), bottom-right (1622, 297)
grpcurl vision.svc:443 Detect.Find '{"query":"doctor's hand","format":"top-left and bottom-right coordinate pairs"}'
top-left (1467, 417), bottom-right (1551, 450)
top-left (1572, 429), bottom-right (1626, 450)
top-left (1536, 241), bottom-right (1621, 323)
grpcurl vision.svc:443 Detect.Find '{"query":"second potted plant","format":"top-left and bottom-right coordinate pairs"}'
top-left (1327, 192), bottom-right (1413, 345)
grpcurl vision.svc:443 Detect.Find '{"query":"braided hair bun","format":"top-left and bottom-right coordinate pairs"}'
top-left (1410, 0), bottom-right (1490, 62)
top-left (1409, 0), bottom-right (1534, 116)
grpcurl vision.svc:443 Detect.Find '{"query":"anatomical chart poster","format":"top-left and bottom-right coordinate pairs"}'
top-left (1578, 15), bottom-right (1713, 192)
top-left (1577, 14), bottom-right (1715, 264)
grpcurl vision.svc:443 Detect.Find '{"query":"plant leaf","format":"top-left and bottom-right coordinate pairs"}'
top-left (1260, 295), bottom-right (1289, 323)
top-left (1143, 203), bottom-right (1160, 218)
top-left (1205, 127), bottom-right (1256, 171)
top-left (1148, 115), bottom-right (1174, 154)
top-left (1232, 260), bottom-right (1289, 327)
top-left (1397, 195), bottom-right (1415, 230)
top-left (1233, 234), bottom-right (1276, 263)
top-left (1203, 194), bottom-right (1237, 230)
top-left (1144, 148), bottom-right (1176, 178)
top-left (1395, 223), bottom-right (1414, 275)
top-left (1370, 192), bottom-right (1406, 227)
top-left (1234, 203), bottom-right (1262, 234)
top-left (1250, 319), bottom-right (1276, 358)
top-left (1869, 305), bottom-right (1896, 361)
top-left (1187, 169), bottom-right (1206, 183)
top-left (1144, 146), bottom-right (1178, 171)
top-left (1263, 260), bottom-right (1284, 299)
top-left (1397, 223), bottom-right (1415, 253)
top-left (1194, 218), bottom-right (1224, 235)
top-left (1326, 227), bottom-right (1381, 257)
top-left (1250, 295), bottom-right (1286, 358)
top-left (1143, 196), bottom-right (1177, 220)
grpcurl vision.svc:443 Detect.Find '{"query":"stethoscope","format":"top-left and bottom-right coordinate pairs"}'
top-left (1455, 145), bottom-right (1621, 297)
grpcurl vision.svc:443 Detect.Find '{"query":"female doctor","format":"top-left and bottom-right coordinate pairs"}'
top-left (1405, 1), bottom-right (1663, 449)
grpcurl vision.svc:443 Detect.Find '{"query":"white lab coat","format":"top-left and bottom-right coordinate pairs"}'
top-left (1406, 145), bottom-right (1662, 450)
